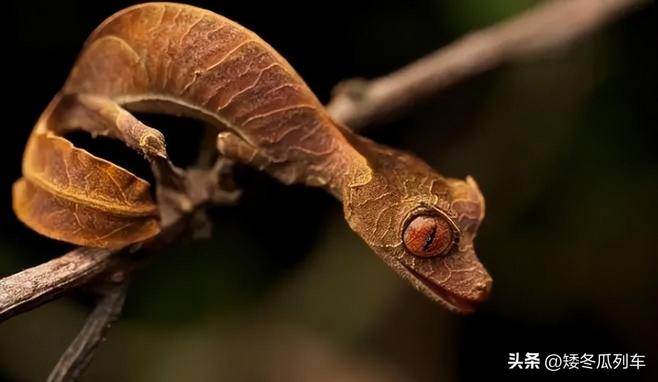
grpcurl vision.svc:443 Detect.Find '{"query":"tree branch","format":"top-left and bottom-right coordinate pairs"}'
top-left (0, 247), bottom-right (118, 323)
top-left (47, 279), bottom-right (130, 382)
top-left (327, 0), bottom-right (651, 129)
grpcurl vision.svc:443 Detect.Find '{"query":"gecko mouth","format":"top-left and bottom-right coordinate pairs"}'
top-left (398, 261), bottom-right (480, 313)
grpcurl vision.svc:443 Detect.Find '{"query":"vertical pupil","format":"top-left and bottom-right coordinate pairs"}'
top-left (422, 223), bottom-right (438, 251)
top-left (403, 214), bottom-right (453, 257)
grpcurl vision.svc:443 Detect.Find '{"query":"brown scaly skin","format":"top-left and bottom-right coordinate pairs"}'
top-left (13, 3), bottom-right (491, 312)
top-left (340, 132), bottom-right (491, 312)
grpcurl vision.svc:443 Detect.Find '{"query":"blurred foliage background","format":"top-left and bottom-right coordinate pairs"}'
top-left (1, 1), bottom-right (656, 381)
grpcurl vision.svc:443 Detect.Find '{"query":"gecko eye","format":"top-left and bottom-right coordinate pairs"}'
top-left (403, 213), bottom-right (455, 257)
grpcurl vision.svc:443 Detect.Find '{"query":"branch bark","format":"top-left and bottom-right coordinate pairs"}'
top-left (47, 279), bottom-right (130, 382)
top-left (0, 247), bottom-right (118, 323)
top-left (327, 0), bottom-right (651, 129)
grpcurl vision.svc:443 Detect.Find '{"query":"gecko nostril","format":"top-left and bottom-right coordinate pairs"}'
top-left (473, 278), bottom-right (493, 301)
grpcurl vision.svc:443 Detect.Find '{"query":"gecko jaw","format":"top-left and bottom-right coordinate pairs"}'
top-left (398, 261), bottom-right (483, 314)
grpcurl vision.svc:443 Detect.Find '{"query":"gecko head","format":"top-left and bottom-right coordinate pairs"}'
top-left (342, 139), bottom-right (492, 313)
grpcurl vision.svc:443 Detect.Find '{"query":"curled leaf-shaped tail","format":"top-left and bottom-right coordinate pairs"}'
top-left (13, 131), bottom-right (160, 249)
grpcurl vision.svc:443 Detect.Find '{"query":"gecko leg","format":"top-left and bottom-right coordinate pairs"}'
top-left (50, 93), bottom-right (192, 223)
top-left (217, 131), bottom-right (304, 186)
top-left (52, 93), bottom-right (170, 160)
top-left (184, 157), bottom-right (242, 239)
top-left (191, 125), bottom-right (242, 206)
top-left (58, 93), bottom-right (242, 208)
top-left (216, 131), bottom-right (273, 170)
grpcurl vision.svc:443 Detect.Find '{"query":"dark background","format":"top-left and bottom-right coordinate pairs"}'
top-left (1, 1), bottom-right (656, 381)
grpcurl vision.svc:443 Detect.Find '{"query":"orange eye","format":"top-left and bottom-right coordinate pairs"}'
top-left (403, 214), bottom-right (454, 257)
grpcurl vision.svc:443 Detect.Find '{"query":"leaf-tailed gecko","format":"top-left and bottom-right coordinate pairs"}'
top-left (13, 3), bottom-right (491, 313)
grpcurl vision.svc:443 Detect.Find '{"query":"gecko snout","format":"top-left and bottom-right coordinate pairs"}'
top-left (472, 275), bottom-right (493, 302)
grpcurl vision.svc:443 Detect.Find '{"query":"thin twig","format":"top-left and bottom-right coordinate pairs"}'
top-left (47, 278), bottom-right (130, 382)
top-left (0, 247), bottom-right (118, 323)
top-left (327, 0), bottom-right (651, 129)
